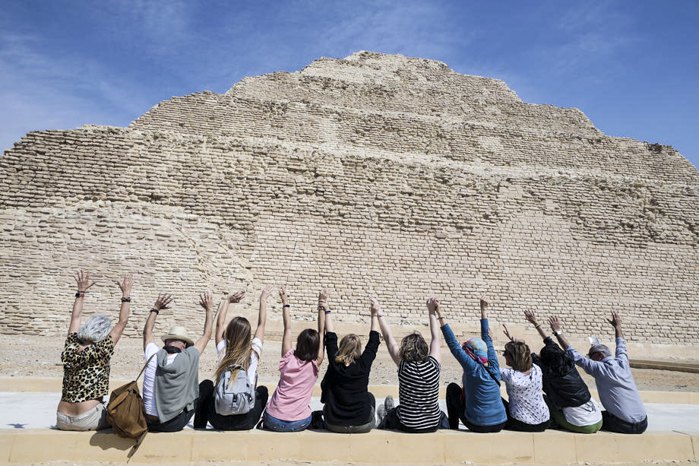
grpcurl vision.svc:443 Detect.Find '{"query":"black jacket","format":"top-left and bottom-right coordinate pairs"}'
top-left (533, 337), bottom-right (591, 409)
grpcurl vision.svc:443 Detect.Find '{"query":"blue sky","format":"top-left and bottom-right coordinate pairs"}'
top-left (2, 1), bottom-right (698, 168)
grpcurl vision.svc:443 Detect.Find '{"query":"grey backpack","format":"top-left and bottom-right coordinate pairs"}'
top-left (214, 365), bottom-right (255, 415)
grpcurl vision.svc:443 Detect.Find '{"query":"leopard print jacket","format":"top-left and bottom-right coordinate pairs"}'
top-left (61, 333), bottom-right (115, 403)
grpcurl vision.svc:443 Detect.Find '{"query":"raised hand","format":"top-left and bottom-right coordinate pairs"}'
top-left (502, 324), bottom-right (514, 342)
top-left (75, 270), bottom-right (95, 294)
top-left (318, 289), bottom-right (329, 309)
top-left (606, 311), bottom-right (622, 329)
top-left (426, 297), bottom-right (440, 315)
top-left (548, 315), bottom-right (562, 333)
top-left (199, 292), bottom-right (213, 310)
top-left (369, 296), bottom-right (381, 316)
top-left (227, 290), bottom-right (245, 304)
top-left (524, 310), bottom-right (538, 326)
top-left (279, 286), bottom-right (289, 305)
top-left (153, 294), bottom-right (173, 311)
top-left (116, 273), bottom-right (134, 298)
top-left (480, 298), bottom-right (489, 311)
top-left (260, 285), bottom-right (274, 301)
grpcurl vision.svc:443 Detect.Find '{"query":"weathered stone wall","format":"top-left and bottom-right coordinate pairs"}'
top-left (1, 52), bottom-right (697, 343)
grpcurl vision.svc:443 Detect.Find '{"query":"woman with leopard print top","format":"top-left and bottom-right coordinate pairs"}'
top-left (56, 270), bottom-right (133, 431)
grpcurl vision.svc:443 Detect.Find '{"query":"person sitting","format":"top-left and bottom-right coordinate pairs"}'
top-left (142, 292), bottom-right (213, 432)
top-left (524, 311), bottom-right (602, 434)
top-left (549, 312), bottom-right (648, 434)
top-left (500, 325), bottom-right (550, 431)
top-left (376, 296), bottom-right (448, 433)
top-left (439, 298), bottom-right (507, 433)
top-left (262, 288), bottom-right (326, 432)
top-left (56, 271), bottom-right (133, 431)
top-left (194, 286), bottom-right (271, 430)
top-left (319, 296), bottom-right (381, 433)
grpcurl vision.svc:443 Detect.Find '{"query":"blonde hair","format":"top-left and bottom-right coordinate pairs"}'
top-left (335, 334), bottom-right (362, 367)
top-left (399, 332), bottom-right (428, 362)
top-left (504, 340), bottom-right (532, 372)
top-left (214, 317), bottom-right (252, 382)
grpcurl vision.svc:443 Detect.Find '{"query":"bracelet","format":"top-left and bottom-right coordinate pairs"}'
top-left (324, 310), bottom-right (332, 315)
top-left (121, 297), bottom-right (131, 303)
top-left (282, 304), bottom-right (290, 308)
top-left (75, 291), bottom-right (85, 298)
top-left (376, 314), bottom-right (383, 318)
top-left (534, 324), bottom-right (541, 328)
top-left (150, 308), bottom-right (159, 314)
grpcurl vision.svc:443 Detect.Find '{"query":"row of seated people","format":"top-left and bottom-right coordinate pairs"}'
top-left (57, 271), bottom-right (647, 435)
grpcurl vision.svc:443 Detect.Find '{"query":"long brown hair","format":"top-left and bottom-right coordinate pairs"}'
top-left (335, 334), bottom-right (362, 367)
top-left (505, 340), bottom-right (532, 372)
top-left (399, 332), bottom-right (428, 362)
top-left (214, 316), bottom-right (252, 382)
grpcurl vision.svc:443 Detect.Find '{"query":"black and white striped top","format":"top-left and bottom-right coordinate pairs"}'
top-left (396, 356), bottom-right (442, 430)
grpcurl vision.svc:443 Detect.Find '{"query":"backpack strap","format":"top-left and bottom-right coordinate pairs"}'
top-left (136, 353), bottom-right (157, 382)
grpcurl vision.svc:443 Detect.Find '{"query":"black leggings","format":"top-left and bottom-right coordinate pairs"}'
top-left (193, 379), bottom-right (269, 430)
top-left (445, 383), bottom-right (506, 433)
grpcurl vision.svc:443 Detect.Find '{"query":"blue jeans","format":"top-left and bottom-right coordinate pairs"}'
top-left (262, 411), bottom-right (311, 432)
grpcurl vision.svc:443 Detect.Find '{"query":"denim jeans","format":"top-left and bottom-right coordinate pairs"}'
top-left (262, 411), bottom-right (312, 432)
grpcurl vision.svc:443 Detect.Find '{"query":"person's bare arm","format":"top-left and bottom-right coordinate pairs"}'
top-left (548, 316), bottom-right (571, 350)
top-left (318, 289), bottom-right (333, 333)
top-left (373, 296), bottom-right (400, 365)
top-left (143, 294), bottom-right (172, 350)
top-left (68, 270), bottom-right (95, 335)
top-left (194, 292), bottom-right (214, 354)
top-left (254, 286), bottom-right (272, 342)
top-left (281, 287), bottom-right (292, 356)
top-left (216, 290), bottom-right (245, 345)
top-left (427, 297), bottom-right (442, 363)
top-left (525, 310), bottom-right (548, 340)
top-left (109, 273), bottom-right (133, 345)
top-left (369, 298), bottom-right (379, 333)
top-left (316, 290), bottom-right (327, 365)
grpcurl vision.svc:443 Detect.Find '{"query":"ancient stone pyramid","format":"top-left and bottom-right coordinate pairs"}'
top-left (1, 51), bottom-right (697, 342)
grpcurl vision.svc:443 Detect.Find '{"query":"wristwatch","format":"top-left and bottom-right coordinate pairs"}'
top-left (554, 330), bottom-right (564, 336)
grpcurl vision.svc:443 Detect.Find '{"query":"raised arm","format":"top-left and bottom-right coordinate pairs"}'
top-left (254, 286), bottom-right (272, 342)
top-left (68, 270), bottom-right (95, 335)
top-left (607, 311), bottom-right (624, 340)
top-left (108, 273), bottom-right (133, 345)
top-left (194, 292), bottom-right (214, 354)
top-left (524, 310), bottom-right (548, 340)
top-left (369, 296), bottom-right (379, 334)
top-left (215, 290), bottom-right (245, 345)
top-left (143, 294), bottom-right (172, 350)
top-left (426, 297), bottom-right (441, 363)
top-left (318, 289), bottom-right (333, 333)
top-left (372, 296), bottom-right (400, 365)
top-left (281, 287), bottom-right (292, 356)
top-left (316, 289), bottom-right (328, 365)
top-left (548, 316), bottom-right (571, 350)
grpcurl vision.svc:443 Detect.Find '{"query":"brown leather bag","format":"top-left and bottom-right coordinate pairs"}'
top-left (106, 354), bottom-right (155, 439)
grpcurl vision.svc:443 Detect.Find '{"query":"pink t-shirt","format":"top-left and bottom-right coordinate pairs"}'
top-left (265, 350), bottom-right (319, 421)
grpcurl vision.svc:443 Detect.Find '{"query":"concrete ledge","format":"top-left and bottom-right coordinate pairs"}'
top-left (0, 429), bottom-right (696, 465)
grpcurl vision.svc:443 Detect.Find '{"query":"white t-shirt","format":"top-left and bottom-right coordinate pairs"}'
top-left (563, 399), bottom-right (603, 426)
top-left (500, 364), bottom-right (550, 425)
top-left (216, 337), bottom-right (262, 386)
top-left (143, 342), bottom-right (179, 417)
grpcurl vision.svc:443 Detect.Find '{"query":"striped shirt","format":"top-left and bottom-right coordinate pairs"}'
top-left (396, 356), bottom-right (442, 430)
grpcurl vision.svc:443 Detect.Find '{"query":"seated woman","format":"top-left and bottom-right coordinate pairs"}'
top-left (263, 289), bottom-right (326, 432)
top-left (194, 286), bottom-right (271, 430)
top-left (524, 311), bottom-right (602, 433)
top-left (376, 296), bottom-right (448, 433)
top-left (500, 325), bottom-right (551, 432)
top-left (439, 299), bottom-right (507, 433)
top-left (57, 271), bottom-right (132, 431)
top-left (320, 296), bottom-right (381, 433)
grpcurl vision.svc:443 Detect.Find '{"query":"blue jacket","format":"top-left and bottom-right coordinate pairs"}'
top-left (442, 320), bottom-right (507, 427)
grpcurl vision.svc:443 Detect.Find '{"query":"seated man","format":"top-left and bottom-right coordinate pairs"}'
top-left (548, 312), bottom-right (647, 434)
top-left (142, 292), bottom-right (213, 432)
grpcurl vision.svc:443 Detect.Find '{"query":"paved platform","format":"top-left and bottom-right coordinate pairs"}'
top-left (1, 386), bottom-right (698, 465)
